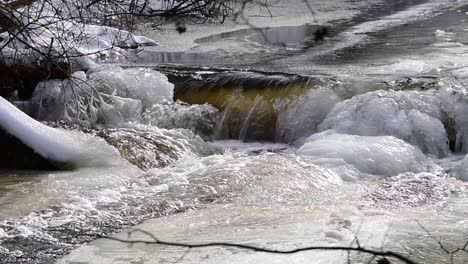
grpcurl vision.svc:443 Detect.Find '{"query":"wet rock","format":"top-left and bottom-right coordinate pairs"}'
top-left (46, 121), bottom-right (216, 171)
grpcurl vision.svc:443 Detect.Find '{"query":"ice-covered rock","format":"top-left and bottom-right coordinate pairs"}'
top-left (0, 97), bottom-right (122, 169)
top-left (89, 67), bottom-right (174, 108)
top-left (26, 67), bottom-right (173, 126)
top-left (296, 131), bottom-right (432, 181)
top-left (97, 124), bottom-right (217, 170)
top-left (318, 90), bottom-right (449, 158)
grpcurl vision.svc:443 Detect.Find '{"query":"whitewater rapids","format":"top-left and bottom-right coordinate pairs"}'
top-left (2, 0), bottom-right (468, 264)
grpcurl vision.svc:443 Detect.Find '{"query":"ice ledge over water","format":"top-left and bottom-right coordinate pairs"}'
top-left (0, 97), bottom-right (122, 169)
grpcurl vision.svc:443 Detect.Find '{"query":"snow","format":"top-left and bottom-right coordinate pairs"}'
top-left (0, 97), bottom-right (121, 168)
top-left (0, 0), bottom-right (159, 70)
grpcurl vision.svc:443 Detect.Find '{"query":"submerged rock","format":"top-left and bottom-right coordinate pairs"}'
top-left (98, 126), bottom-right (217, 170)
top-left (46, 122), bottom-right (217, 171)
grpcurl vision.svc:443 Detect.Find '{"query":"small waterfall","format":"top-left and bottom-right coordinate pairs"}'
top-left (214, 89), bottom-right (243, 138)
top-left (173, 70), bottom-right (314, 141)
top-left (239, 95), bottom-right (263, 140)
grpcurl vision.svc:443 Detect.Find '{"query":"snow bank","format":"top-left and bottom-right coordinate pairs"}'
top-left (318, 90), bottom-right (449, 158)
top-left (0, 0), bottom-right (159, 70)
top-left (296, 131), bottom-right (431, 181)
top-left (0, 97), bottom-right (121, 168)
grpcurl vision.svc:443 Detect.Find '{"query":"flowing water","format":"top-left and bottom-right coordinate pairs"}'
top-left (3, 0), bottom-right (468, 263)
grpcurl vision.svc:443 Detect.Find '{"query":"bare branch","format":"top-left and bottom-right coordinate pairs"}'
top-left (105, 228), bottom-right (418, 264)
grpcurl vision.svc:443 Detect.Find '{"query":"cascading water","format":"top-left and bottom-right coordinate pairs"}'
top-left (3, 0), bottom-right (468, 264)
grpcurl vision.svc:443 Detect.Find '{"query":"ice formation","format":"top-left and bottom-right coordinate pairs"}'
top-left (318, 90), bottom-right (449, 158)
top-left (296, 131), bottom-right (431, 181)
top-left (26, 67), bottom-right (174, 126)
top-left (89, 67), bottom-right (174, 108)
top-left (0, 97), bottom-right (121, 168)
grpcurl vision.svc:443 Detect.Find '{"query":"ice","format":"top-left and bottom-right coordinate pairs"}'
top-left (0, 97), bottom-right (122, 168)
top-left (438, 85), bottom-right (468, 153)
top-left (29, 74), bottom-right (142, 126)
top-left (25, 67), bottom-right (173, 126)
top-left (89, 67), bottom-right (174, 108)
top-left (296, 131), bottom-right (432, 181)
top-left (451, 67), bottom-right (468, 79)
top-left (368, 60), bottom-right (440, 75)
top-left (318, 90), bottom-right (449, 158)
top-left (434, 29), bottom-right (454, 39)
top-left (453, 154), bottom-right (468, 180)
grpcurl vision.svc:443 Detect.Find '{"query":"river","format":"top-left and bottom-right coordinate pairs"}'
top-left (2, 0), bottom-right (468, 263)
